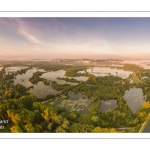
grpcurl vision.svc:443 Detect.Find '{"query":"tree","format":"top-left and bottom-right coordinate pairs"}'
top-left (24, 123), bottom-right (35, 132)
top-left (68, 113), bottom-right (76, 120)
top-left (91, 116), bottom-right (99, 125)
top-left (92, 127), bottom-right (102, 132)
top-left (142, 101), bottom-right (150, 109)
top-left (42, 107), bottom-right (56, 122)
top-left (55, 126), bottom-right (66, 133)
top-left (10, 125), bottom-right (23, 133)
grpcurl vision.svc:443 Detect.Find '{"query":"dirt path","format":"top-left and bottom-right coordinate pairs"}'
top-left (117, 127), bottom-right (134, 130)
top-left (138, 114), bottom-right (150, 133)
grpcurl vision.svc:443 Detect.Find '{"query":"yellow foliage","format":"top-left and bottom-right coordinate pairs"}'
top-left (92, 127), bottom-right (117, 133)
top-left (92, 127), bottom-right (102, 133)
top-left (142, 101), bottom-right (150, 109)
top-left (109, 128), bottom-right (117, 133)
top-left (10, 125), bottom-right (23, 133)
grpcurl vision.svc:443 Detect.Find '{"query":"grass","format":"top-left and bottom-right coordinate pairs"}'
top-left (130, 72), bottom-right (142, 84)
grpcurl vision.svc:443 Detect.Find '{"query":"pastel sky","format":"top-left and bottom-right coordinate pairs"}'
top-left (1, 18), bottom-right (150, 60)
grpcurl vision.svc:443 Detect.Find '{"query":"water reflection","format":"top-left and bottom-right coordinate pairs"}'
top-left (123, 88), bottom-right (146, 112)
top-left (29, 81), bottom-right (60, 98)
top-left (5, 66), bottom-right (28, 74)
top-left (41, 70), bottom-right (88, 85)
top-left (99, 100), bottom-right (117, 111)
top-left (87, 67), bottom-right (132, 79)
top-left (13, 68), bottom-right (59, 98)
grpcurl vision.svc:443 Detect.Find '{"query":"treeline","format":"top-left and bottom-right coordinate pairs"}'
top-left (73, 75), bottom-right (131, 99)
top-left (0, 94), bottom-right (118, 133)
top-left (123, 64), bottom-right (142, 71)
top-left (0, 68), bottom-right (30, 101)
top-left (29, 71), bottom-right (50, 85)
top-left (57, 77), bottom-right (80, 83)
top-left (70, 75), bottom-right (150, 131)
top-left (64, 66), bottom-right (86, 77)
top-left (51, 81), bottom-right (75, 94)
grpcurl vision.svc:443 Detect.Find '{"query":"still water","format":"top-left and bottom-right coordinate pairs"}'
top-left (5, 66), bottom-right (28, 74)
top-left (123, 88), bottom-right (146, 112)
top-left (87, 67), bottom-right (132, 79)
top-left (13, 68), bottom-right (60, 98)
top-left (54, 93), bottom-right (90, 114)
top-left (13, 68), bottom-right (88, 98)
top-left (41, 70), bottom-right (88, 84)
top-left (99, 100), bottom-right (117, 111)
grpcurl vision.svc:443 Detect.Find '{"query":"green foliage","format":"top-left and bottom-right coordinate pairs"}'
top-left (68, 113), bottom-right (77, 120)
top-left (29, 71), bottom-right (50, 85)
top-left (57, 77), bottom-right (80, 83)
top-left (124, 64), bottom-right (142, 71)
top-left (1, 63), bottom-right (150, 133)
top-left (69, 123), bottom-right (94, 133)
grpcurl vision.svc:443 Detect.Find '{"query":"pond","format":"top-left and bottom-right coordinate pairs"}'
top-left (143, 119), bottom-right (150, 133)
top-left (54, 93), bottom-right (90, 114)
top-left (29, 81), bottom-right (60, 98)
top-left (40, 70), bottom-right (88, 85)
top-left (86, 67), bottom-right (132, 79)
top-left (99, 100), bottom-right (117, 111)
top-left (123, 88), bottom-right (146, 112)
top-left (13, 68), bottom-right (60, 98)
top-left (13, 68), bottom-right (88, 98)
top-left (5, 66), bottom-right (28, 74)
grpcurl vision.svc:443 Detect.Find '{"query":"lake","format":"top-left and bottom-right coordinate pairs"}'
top-left (86, 67), bottom-right (132, 79)
top-left (54, 93), bottom-right (90, 114)
top-left (40, 70), bottom-right (88, 85)
top-left (13, 68), bottom-right (88, 98)
top-left (29, 81), bottom-right (60, 98)
top-left (123, 88), bottom-right (146, 112)
top-left (99, 99), bottom-right (117, 111)
top-left (13, 68), bottom-right (60, 98)
top-left (5, 66), bottom-right (28, 74)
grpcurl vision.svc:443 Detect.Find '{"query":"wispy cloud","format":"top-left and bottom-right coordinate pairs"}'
top-left (0, 18), bottom-right (45, 46)
top-left (18, 26), bottom-right (45, 45)
top-left (14, 18), bottom-right (45, 45)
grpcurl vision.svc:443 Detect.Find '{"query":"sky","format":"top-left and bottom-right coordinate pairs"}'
top-left (1, 17), bottom-right (150, 60)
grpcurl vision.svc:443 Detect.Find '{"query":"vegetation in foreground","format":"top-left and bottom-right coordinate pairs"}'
top-left (0, 62), bottom-right (150, 133)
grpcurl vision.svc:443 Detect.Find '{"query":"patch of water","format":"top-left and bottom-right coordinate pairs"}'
top-left (87, 67), bottom-right (132, 79)
top-left (123, 88), bottom-right (146, 112)
top-left (99, 99), bottom-right (117, 111)
top-left (54, 93), bottom-right (90, 114)
top-left (5, 66), bottom-right (28, 74)
top-left (13, 68), bottom-right (59, 98)
top-left (41, 70), bottom-right (88, 84)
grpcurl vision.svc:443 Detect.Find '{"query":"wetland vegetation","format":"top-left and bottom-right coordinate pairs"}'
top-left (0, 59), bottom-right (150, 133)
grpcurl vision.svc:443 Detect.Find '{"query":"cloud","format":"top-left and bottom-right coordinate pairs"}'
top-left (15, 19), bottom-right (45, 45)
top-left (18, 26), bottom-right (45, 45)
top-left (0, 18), bottom-right (45, 46)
